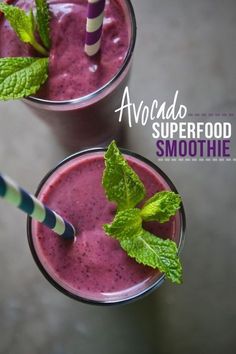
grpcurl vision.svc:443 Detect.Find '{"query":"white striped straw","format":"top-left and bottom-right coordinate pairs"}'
top-left (85, 0), bottom-right (106, 56)
top-left (0, 173), bottom-right (76, 240)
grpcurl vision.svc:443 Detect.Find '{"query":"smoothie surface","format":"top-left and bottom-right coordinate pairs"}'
top-left (32, 152), bottom-right (180, 301)
top-left (0, 0), bottom-right (130, 100)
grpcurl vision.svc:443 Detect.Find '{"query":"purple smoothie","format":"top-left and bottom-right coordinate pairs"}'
top-left (30, 151), bottom-right (182, 303)
top-left (0, 0), bottom-right (135, 151)
top-left (0, 0), bottom-right (129, 100)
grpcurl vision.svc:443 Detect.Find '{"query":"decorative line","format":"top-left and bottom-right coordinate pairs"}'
top-left (188, 113), bottom-right (235, 117)
top-left (157, 158), bottom-right (236, 162)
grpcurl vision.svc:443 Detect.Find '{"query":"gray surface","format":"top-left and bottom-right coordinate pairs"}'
top-left (0, 0), bottom-right (236, 353)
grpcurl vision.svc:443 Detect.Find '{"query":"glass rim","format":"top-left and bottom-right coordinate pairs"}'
top-left (24, 0), bottom-right (137, 107)
top-left (27, 147), bottom-right (186, 306)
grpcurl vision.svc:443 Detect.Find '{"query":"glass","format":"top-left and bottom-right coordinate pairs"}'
top-left (27, 148), bottom-right (186, 305)
top-left (23, 0), bottom-right (137, 152)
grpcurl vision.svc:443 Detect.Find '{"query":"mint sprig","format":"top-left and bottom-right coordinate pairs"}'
top-left (0, 3), bottom-right (48, 56)
top-left (0, 1), bottom-right (51, 100)
top-left (103, 141), bottom-right (183, 284)
top-left (102, 141), bottom-right (146, 211)
top-left (35, 0), bottom-right (51, 49)
top-left (0, 57), bottom-right (48, 100)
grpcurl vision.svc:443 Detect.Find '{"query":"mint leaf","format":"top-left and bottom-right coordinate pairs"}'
top-left (0, 3), bottom-right (48, 56)
top-left (141, 191), bottom-right (181, 223)
top-left (0, 3), bottom-right (34, 44)
top-left (0, 57), bottom-right (48, 100)
top-left (121, 229), bottom-right (182, 284)
top-left (29, 9), bottom-right (36, 32)
top-left (104, 209), bottom-right (142, 240)
top-left (104, 209), bottom-right (182, 284)
top-left (102, 141), bottom-right (146, 211)
top-left (35, 0), bottom-right (51, 49)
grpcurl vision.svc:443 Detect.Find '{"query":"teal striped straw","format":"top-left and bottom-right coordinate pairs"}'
top-left (0, 173), bottom-right (76, 240)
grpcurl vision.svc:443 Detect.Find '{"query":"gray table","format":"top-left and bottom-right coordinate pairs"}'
top-left (0, 0), bottom-right (236, 353)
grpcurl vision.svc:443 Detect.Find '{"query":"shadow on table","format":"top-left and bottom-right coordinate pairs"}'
top-left (59, 290), bottom-right (168, 354)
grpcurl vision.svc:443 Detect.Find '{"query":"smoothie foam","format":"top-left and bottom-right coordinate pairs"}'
top-left (30, 152), bottom-right (181, 303)
top-left (0, 0), bottom-right (130, 100)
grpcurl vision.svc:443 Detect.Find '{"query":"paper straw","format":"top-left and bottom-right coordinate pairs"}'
top-left (85, 0), bottom-right (106, 56)
top-left (0, 174), bottom-right (76, 240)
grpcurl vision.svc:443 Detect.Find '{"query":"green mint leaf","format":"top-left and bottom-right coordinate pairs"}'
top-left (104, 209), bottom-right (142, 240)
top-left (0, 3), bottom-right (35, 45)
top-left (0, 57), bottom-right (48, 100)
top-left (0, 3), bottom-right (48, 56)
top-left (29, 9), bottom-right (36, 32)
top-left (120, 229), bottom-right (182, 284)
top-left (102, 141), bottom-right (146, 211)
top-left (141, 191), bottom-right (181, 223)
top-left (104, 209), bottom-right (182, 284)
top-left (35, 0), bottom-right (51, 49)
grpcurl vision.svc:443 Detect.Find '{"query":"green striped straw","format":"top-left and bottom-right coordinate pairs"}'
top-left (0, 173), bottom-right (76, 240)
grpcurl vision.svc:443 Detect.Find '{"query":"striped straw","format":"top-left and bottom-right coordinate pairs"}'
top-left (85, 0), bottom-right (106, 56)
top-left (0, 174), bottom-right (76, 240)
